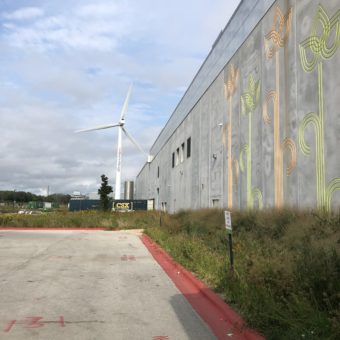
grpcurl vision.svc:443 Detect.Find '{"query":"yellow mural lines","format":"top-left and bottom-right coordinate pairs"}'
top-left (326, 179), bottom-right (340, 211)
top-left (240, 74), bottom-right (263, 209)
top-left (224, 64), bottom-right (239, 209)
top-left (263, 5), bottom-right (296, 209)
top-left (299, 5), bottom-right (340, 211)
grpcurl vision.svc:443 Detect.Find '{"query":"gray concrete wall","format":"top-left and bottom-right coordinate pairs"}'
top-left (136, 0), bottom-right (340, 213)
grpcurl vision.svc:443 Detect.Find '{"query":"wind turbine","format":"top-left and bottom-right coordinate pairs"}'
top-left (76, 84), bottom-right (149, 200)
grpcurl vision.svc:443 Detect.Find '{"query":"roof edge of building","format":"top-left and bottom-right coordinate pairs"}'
top-left (149, 0), bottom-right (276, 158)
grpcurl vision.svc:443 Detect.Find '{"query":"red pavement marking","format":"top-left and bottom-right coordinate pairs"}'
top-left (3, 320), bottom-right (16, 333)
top-left (0, 228), bottom-right (107, 231)
top-left (120, 255), bottom-right (136, 261)
top-left (3, 316), bottom-right (65, 333)
top-left (141, 235), bottom-right (265, 340)
top-left (59, 316), bottom-right (65, 327)
top-left (24, 316), bottom-right (44, 328)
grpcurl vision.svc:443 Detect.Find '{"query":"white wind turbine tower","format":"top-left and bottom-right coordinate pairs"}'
top-left (76, 85), bottom-right (150, 199)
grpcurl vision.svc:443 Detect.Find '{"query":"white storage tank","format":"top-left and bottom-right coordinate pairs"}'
top-left (124, 181), bottom-right (134, 200)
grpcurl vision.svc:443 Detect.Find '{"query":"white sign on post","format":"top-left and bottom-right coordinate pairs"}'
top-left (224, 210), bottom-right (232, 232)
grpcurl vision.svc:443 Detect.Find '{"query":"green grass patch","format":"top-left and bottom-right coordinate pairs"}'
top-left (0, 210), bottom-right (160, 229)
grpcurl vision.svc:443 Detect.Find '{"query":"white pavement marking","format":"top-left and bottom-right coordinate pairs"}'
top-left (0, 230), bottom-right (216, 340)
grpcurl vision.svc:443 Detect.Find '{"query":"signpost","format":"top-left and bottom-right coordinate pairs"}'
top-left (224, 211), bottom-right (234, 271)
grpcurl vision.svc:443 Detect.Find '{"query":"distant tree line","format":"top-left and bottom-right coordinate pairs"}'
top-left (0, 191), bottom-right (70, 205)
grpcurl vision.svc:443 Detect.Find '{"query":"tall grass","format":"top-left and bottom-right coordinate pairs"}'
top-left (146, 209), bottom-right (340, 340)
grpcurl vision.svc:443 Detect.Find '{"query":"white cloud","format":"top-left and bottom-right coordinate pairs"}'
top-left (77, 3), bottom-right (120, 18)
top-left (4, 14), bottom-right (122, 51)
top-left (2, 3), bottom-right (129, 52)
top-left (0, 0), bottom-right (241, 194)
top-left (3, 7), bottom-right (44, 20)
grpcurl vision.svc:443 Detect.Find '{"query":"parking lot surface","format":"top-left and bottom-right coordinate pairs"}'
top-left (0, 230), bottom-right (215, 340)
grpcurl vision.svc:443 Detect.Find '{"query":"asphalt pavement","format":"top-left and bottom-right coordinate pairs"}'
top-left (0, 229), bottom-right (216, 340)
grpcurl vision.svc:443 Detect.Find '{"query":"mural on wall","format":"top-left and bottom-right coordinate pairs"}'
top-left (263, 6), bottom-right (297, 209)
top-left (239, 74), bottom-right (263, 209)
top-left (220, 2), bottom-right (338, 211)
top-left (223, 64), bottom-right (239, 209)
top-left (136, 0), bottom-right (340, 213)
top-left (298, 4), bottom-right (340, 212)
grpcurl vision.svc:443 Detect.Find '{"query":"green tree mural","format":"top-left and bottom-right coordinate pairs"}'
top-left (240, 74), bottom-right (263, 209)
top-left (299, 5), bottom-right (340, 211)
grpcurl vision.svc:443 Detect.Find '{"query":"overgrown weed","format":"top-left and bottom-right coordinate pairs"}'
top-left (146, 208), bottom-right (340, 339)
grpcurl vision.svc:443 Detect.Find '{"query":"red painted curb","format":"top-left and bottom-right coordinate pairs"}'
top-left (141, 234), bottom-right (265, 340)
top-left (0, 227), bottom-right (107, 231)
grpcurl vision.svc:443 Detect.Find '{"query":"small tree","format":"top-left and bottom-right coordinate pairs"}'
top-left (98, 174), bottom-right (113, 211)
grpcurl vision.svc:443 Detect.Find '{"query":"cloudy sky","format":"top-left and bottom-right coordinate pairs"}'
top-left (0, 0), bottom-right (240, 196)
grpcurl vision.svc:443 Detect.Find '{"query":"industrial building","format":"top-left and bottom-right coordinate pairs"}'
top-left (136, 0), bottom-right (340, 213)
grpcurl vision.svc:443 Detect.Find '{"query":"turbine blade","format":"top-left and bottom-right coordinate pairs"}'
top-left (119, 84), bottom-right (133, 121)
top-left (75, 123), bottom-right (120, 133)
top-left (122, 127), bottom-right (147, 156)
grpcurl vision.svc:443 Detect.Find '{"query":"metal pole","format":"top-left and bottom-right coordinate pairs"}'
top-left (228, 233), bottom-right (234, 271)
